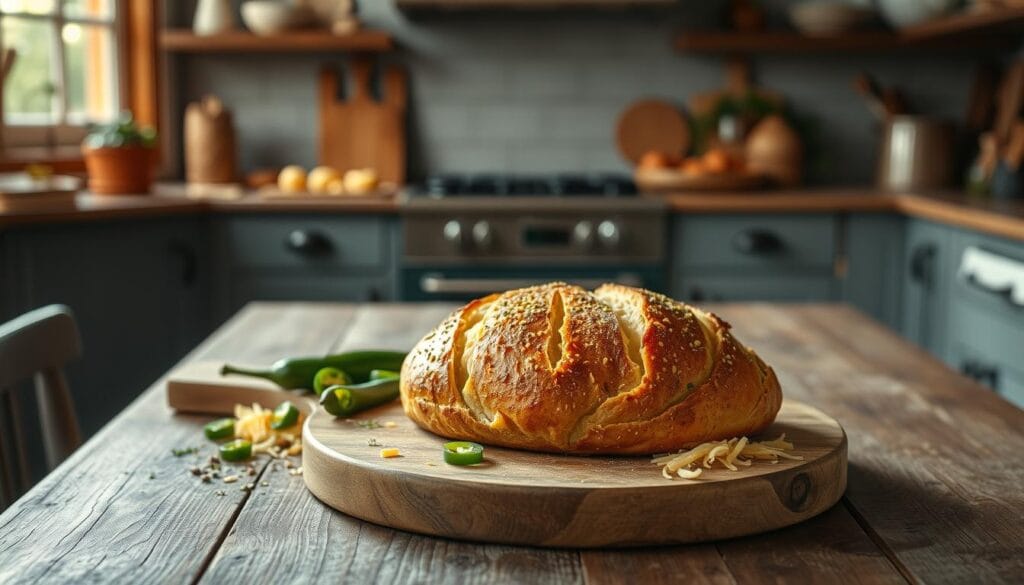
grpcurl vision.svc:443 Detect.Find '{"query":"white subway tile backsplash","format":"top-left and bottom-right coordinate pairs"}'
top-left (172, 2), bottom-right (974, 180)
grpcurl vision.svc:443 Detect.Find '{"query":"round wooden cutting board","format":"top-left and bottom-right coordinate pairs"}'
top-left (302, 400), bottom-right (846, 548)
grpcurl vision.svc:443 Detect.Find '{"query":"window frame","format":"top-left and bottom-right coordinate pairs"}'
top-left (0, 0), bottom-right (127, 149)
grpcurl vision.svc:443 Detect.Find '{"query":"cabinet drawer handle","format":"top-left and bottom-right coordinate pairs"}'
top-left (732, 229), bottom-right (783, 255)
top-left (285, 230), bottom-right (332, 257)
top-left (909, 243), bottom-right (937, 287)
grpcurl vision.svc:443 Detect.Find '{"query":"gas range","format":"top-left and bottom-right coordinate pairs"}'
top-left (412, 173), bottom-right (638, 198)
top-left (399, 173), bottom-right (667, 300)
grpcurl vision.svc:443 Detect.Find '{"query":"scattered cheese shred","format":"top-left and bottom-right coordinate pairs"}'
top-left (653, 434), bottom-right (802, 481)
top-left (380, 448), bottom-right (401, 458)
top-left (233, 403), bottom-right (304, 455)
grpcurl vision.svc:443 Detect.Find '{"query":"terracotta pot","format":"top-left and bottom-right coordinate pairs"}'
top-left (82, 145), bottom-right (155, 195)
top-left (745, 115), bottom-right (803, 188)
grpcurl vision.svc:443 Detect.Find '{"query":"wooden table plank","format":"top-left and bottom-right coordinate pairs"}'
top-left (712, 304), bottom-right (1024, 585)
top-left (0, 303), bottom-right (355, 584)
top-left (201, 304), bottom-right (587, 585)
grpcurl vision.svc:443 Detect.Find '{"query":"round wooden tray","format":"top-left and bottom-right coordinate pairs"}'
top-left (302, 400), bottom-right (847, 548)
top-left (635, 168), bottom-right (769, 192)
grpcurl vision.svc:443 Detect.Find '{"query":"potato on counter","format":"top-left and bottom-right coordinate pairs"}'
top-left (343, 168), bottom-right (380, 195)
top-left (277, 165), bottom-right (307, 193)
top-left (307, 166), bottom-right (342, 194)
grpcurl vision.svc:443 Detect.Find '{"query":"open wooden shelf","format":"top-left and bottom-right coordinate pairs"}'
top-left (160, 29), bottom-right (394, 53)
top-left (675, 7), bottom-right (1024, 54)
top-left (675, 30), bottom-right (1014, 54)
top-left (677, 32), bottom-right (911, 53)
top-left (901, 6), bottom-right (1024, 39)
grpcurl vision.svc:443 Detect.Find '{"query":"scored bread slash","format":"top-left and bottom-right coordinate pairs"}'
top-left (379, 448), bottom-right (401, 458)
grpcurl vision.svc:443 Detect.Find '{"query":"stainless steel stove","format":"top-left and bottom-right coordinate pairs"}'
top-left (399, 173), bottom-right (667, 301)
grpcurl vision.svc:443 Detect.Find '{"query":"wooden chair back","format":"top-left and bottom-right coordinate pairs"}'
top-left (0, 305), bottom-right (82, 509)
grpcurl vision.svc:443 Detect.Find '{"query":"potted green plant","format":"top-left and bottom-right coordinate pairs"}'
top-left (81, 112), bottom-right (157, 195)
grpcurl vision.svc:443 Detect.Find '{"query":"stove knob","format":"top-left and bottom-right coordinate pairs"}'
top-left (472, 220), bottom-right (494, 251)
top-left (443, 220), bottom-right (465, 250)
top-left (573, 221), bottom-right (595, 249)
top-left (597, 220), bottom-right (622, 250)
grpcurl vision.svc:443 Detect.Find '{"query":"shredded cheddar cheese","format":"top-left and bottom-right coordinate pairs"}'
top-left (379, 448), bottom-right (401, 458)
top-left (653, 434), bottom-right (801, 480)
top-left (233, 403), bottom-right (304, 456)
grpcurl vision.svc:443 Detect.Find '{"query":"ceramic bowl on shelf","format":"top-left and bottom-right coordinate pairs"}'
top-left (241, 1), bottom-right (316, 36)
top-left (876, 0), bottom-right (960, 28)
top-left (789, 1), bottom-right (877, 36)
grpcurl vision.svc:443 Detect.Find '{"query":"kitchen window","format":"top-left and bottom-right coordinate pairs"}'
top-left (0, 0), bottom-right (122, 149)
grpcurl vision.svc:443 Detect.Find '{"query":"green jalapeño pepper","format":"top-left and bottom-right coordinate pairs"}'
top-left (219, 439), bottom-right (252, 462)
top-left (369, 369), bottom-right (400, 381)
top-left (204, 418), bottom-right (235, 440)
top-left (320, 378), bottom-right (400, 418)
top-left (313, 367), bottom-right (352, 395)
top-left (271, 401), bottom-right (300, 430)
top-left (443, 441), bottom-right (484, 466)
top-left (220, 350), bottom-right (407, 390)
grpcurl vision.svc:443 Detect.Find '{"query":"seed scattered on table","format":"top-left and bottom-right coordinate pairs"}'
top-left (223, 475), bottom-right (238, 484)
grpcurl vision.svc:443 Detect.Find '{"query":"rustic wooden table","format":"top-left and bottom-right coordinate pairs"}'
top-left (1, 302), bottom-right (1021, 584)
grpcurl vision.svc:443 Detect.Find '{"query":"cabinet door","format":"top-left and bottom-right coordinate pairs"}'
top-left (673, 214), bottom-right (837, 271)
top-left (900, 220), bottom-right (953, 359)
top-left (842, 214), bottom-right (905, 329)
top-left (7, 219), bottom-right (208, 435)
top-left (212, 215), bottom-right (396, 320)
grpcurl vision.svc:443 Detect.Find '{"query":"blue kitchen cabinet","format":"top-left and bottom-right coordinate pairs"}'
top-left (841, 214), bottom-right (906, 330)
top-left (945, 227), bottom-right (1024, 406)
top-left (900, 219), bottom-right (954, 360)
top-left (3, 217), bottom-right (210, 438)
top-left (671, 214), bottom-right (839, 303)
top-left (211, 214), bottom-right (397, 321)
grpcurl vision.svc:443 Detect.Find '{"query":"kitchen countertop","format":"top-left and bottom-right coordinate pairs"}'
top-left (1, 185), bottom-right (1023, 241)
top-left (0, 302), bottom-right (1020, 584)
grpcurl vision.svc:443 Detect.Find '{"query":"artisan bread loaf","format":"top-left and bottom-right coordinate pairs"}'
top-left (400, 282), bottom-right (782, 454)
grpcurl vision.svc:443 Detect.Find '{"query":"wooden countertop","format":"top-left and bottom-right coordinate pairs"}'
top-left (0, 302), bottom-right (1020, 583)
top-left (2, 185), bottom-right (1023, 242)
top-left (664, 189), bottom-right (1024, 241)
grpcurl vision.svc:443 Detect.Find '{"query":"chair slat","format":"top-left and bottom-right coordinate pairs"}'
top-left (0, 388), bottom-right (15, 509)
top-left (35, 367), bottom-right (81, 469)
top-left (6, 389), bottom-right (32, 492)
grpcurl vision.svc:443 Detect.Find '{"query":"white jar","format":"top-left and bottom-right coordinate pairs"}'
top-left (194, 0), bottom-right (237, 36)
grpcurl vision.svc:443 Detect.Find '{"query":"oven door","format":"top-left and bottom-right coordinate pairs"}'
top-left (400, 266), bottom-right (666, 302)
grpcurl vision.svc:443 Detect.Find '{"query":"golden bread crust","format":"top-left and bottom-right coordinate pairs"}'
top-left (400, 282), bottom-right (782, 454)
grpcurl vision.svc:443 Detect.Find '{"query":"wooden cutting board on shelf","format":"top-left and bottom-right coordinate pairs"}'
top-left (615, 99), bottom-right (690, 163)
top-left (166, 361), bottom-right (316, 416)
top-left (303, 399), bottom-right (847, 548)
top-left (319, 57), bottom-right (407, 185)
